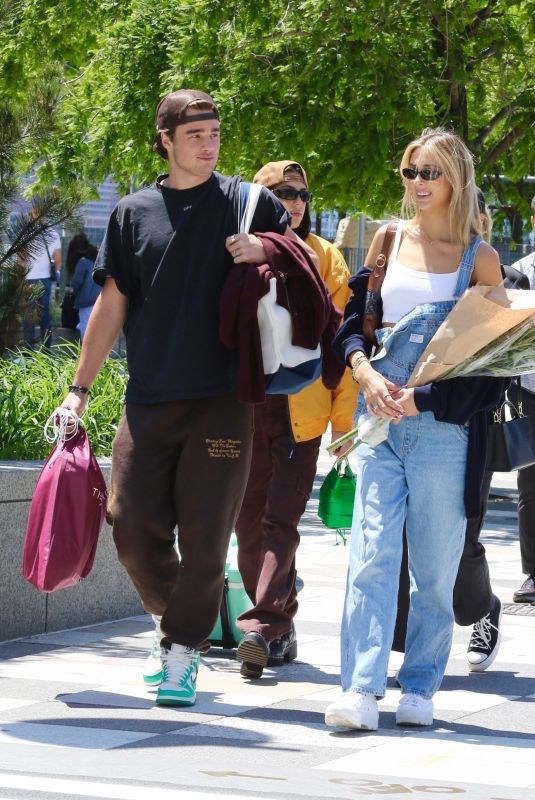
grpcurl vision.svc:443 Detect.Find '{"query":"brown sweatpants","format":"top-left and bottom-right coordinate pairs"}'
top-left (108, 394), bottom-right (253, 651)
top-left (235, 395), bottom-right (321, 641)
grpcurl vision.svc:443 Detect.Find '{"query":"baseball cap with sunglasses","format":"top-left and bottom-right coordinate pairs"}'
top-left (402, 166), bottom-right (443, 181)
top-left (274, 187), bottom-right (313, 202)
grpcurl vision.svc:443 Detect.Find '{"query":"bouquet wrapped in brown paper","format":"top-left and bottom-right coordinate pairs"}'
top-left (327, 285), bottom-right (535, 456)
top-left (407, 285), bottom-right (535, 387)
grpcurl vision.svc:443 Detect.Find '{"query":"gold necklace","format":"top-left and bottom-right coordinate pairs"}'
top-left (410, 225), bottom-right (455, 247)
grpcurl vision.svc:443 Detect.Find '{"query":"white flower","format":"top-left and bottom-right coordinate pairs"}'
top-left (357, 413), bottom-right (390, 447)
top-left (326, 412), bottom-right (391, 457)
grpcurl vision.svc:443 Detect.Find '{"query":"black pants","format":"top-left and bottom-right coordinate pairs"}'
top-left (393, 463), bottom-right (494, 650)
top-left (108, 394), bottom-right (253, 651)
top-left (508, 382), bottom-right (535, 576)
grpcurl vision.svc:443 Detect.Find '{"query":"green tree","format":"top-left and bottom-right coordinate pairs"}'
top-left (0, 74), bottom-right (85, 353)
top-left (1, 1), bottom-right (533, 231)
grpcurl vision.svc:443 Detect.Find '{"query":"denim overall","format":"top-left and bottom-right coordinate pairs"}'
top-left (341, 236), bottom-right (483, 699)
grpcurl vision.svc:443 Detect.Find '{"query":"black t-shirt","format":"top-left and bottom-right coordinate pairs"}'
top-left (94, 172), bottom-right (289, 402)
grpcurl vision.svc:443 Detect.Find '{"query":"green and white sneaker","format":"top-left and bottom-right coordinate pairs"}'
top-left (156, 643), bottom-right (200, 707)
top-left (143, 615), bottom-right (163, 687)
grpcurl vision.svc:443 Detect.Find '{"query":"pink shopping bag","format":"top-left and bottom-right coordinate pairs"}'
top-left (22, 427), bottom-right (108, 592)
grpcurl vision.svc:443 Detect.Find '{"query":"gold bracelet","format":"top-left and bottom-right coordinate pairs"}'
top-left (350, 354), bottom-right (369, 382)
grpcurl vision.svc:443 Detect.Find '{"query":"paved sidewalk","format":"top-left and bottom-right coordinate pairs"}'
top-left (1, 442), bottom-right (534, 800)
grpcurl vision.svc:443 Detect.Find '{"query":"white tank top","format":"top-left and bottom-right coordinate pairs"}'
top-left (381, 224), bottom-right (460, 323)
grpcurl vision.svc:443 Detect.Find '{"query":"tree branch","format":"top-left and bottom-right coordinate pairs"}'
top-left (259, 29), bottom-right (309, 43)
top-left (481, 124), bottom-right (525, 166)
top-left (473, 103), bottom-right (514, 148)
top-left (464, 0), bottom-right (503, 38)
top-left (466, 46), bottom-right (500, 72)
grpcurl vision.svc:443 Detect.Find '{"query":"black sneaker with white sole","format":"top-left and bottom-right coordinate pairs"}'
top-left (467, 594), bottom-right (502, 672)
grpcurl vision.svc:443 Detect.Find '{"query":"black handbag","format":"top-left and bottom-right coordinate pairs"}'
top-left (486, 399), bottom-right (535, 472)
top-left (61, 288), bottom-right (79, 330)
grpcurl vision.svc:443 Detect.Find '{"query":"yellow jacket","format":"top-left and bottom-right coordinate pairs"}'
top-left (288, 233), bottom-right (357, 443)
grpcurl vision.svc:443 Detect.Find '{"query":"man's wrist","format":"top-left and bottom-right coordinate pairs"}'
top-left (68, 385), bottom-right (91, 395)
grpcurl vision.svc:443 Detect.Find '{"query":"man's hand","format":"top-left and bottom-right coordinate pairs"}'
top-left (59, 392), bottom-right (88, 434)
top-left (225, 233), bottom-right (267, 264)
top-left (61, 392), bottom-right (88, 418)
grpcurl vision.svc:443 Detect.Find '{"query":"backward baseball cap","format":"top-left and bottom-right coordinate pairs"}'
top-left (154, 89), bottom-right (220, 132)
top-left (253, 160), bottom-right (308, 189)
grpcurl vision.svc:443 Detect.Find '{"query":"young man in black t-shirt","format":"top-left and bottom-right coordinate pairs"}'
top-left (60, 89), bottom-right (301, 707)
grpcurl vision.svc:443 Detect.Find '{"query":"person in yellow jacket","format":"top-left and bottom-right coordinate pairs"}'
top-left (235, 160), bottom-right (356, 679)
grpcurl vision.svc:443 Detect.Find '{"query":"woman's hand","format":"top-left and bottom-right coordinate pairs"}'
top-left (390, 387), bottom-right (419, 417)
top-left (354, 361), bottom-right (404, 420)
top-left (225, 233), bottom-right (267, 264)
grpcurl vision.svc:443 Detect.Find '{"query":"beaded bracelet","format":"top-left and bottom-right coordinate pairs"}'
top-left (350, 354), bottom-right (369, 382)
top-left (68, 384), bottom-right (91, 395)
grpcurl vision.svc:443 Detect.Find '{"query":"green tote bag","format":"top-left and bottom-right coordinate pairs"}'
top-left (318, 458), bottom-right (356, 530)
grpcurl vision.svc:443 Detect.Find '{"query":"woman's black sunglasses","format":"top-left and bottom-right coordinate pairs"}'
top-left (274, 187), bottom-right (313, 202)
top-left (402, 167), bottom-right (443, 181)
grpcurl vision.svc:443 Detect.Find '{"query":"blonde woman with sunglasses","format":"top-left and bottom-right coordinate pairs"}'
top-left (326, 128), bottom-right (507, 730)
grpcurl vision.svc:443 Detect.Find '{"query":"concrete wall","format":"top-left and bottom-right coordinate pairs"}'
top-left (0, 459), bottom-right (143, 642)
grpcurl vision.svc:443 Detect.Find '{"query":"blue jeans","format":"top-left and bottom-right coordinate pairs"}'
top-left (77, 305), bottom-right (94, 341)
top-left (341, 300), bottom-right (471, 699)
top-left (23, 278), bottom-right (52, 347)
top-left (342, 412), bottom-right (467, 698)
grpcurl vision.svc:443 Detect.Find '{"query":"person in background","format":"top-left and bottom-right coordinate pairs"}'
top-left (509, 196), bottom-right (535, 604)
top-left (23, 212), bottom-right (62, 348)
top-left (65, 233), bottom-right (100, 341)
top-left (326, 128), bottom-right (506, 731)
top-left (234, 161), bottom-right (356, 679)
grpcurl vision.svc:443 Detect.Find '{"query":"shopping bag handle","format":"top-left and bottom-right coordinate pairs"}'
top-left (44, 407), bottom-right (80, 444)
top-left (335, 456), bottom-right (355, 478)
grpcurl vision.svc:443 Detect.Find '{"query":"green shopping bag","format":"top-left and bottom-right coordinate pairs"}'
top-left (318, 458), bottom-right (356, 530)
top-left (209, 533), bottom-right (252, 649)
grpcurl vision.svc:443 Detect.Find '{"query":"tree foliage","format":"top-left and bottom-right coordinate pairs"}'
top-left (0, 7), bottom-right (87, 355)
top-left (1, 0), bottom-right (533, 228)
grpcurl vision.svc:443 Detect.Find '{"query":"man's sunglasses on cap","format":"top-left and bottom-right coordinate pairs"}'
top-left (402, 167), bottom-right (443, 181)
top-left (274, 187), bottom-right (313, 202)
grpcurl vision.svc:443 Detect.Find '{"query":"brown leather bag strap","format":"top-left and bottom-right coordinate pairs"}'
top-left (367, 222), bottom-right (398, 293)
top-left (361, 222), bottom-right (398, 345)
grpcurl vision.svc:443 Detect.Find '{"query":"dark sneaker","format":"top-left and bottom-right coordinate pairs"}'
top-left (467, 594), bottom-right (502, 672)
top-left (268, 624), bottom-right (297, 666)
top-left (513, 575), bottom-right (535, 604)
top-left (239, 661), bottom-right (264, 679)
top-left (236, 632), bottom-right (269, 679)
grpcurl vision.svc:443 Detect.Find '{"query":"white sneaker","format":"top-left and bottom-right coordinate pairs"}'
top-left (325, 692), bottom-right (379, 731)
top-left (156, 643), bottom-right (200, 707)
top-left (143, 615), bottom-right (163, 686)
top-left (396, 693), bottom-right (433, 726)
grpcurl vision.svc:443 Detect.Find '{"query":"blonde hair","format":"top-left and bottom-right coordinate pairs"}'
top-left (400, 128), bottom-right (483, 247)
top-left (479, 205), bottom-right (493, 244)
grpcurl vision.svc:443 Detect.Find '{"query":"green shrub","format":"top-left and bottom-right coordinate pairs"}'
top-left (0, 345), bottom-right (127, 460)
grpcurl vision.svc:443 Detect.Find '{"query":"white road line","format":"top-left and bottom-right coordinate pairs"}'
top-left (0, 773), bottom-right (273, 800)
